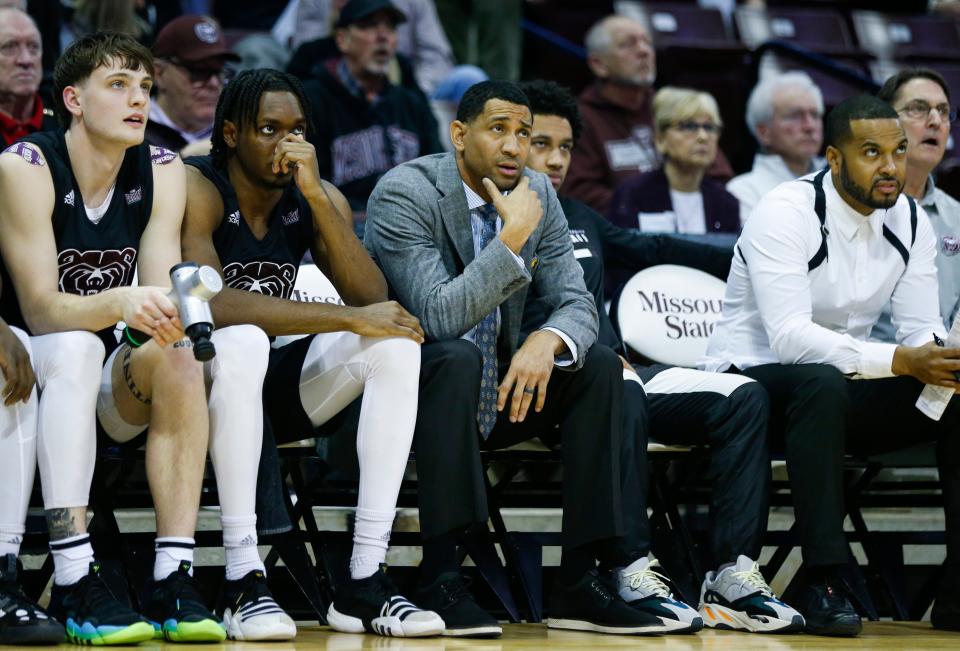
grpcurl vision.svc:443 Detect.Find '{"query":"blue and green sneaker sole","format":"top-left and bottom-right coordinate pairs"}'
top-left (153, 618), bottom-right (227, 642)
top-left (64, 619), bottom-right (155, 646)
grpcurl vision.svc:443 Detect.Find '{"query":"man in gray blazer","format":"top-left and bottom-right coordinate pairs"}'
top-left (366, 81), bottom-right (661, 636)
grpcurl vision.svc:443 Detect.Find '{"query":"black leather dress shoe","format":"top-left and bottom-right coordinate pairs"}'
top-left (932, 566), bottom-right (960, 631)
top-left (795, 580), bottom-right (861, 637)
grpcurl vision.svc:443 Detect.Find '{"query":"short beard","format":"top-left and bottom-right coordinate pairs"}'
top-left (840, 160), bottom-right (899, 211)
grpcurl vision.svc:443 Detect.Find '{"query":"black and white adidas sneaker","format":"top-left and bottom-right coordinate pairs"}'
top-left (216, 569), bottom-right (296, 641)
top-left (0, 554), bottom-right (65, 644)
top-left (327, 565), bottom-right (444, 637)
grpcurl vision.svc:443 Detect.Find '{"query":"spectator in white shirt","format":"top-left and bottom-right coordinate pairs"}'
top-left (874, 68), bottom-right (960, 340)
top-left (727, 72), bottom-right (825, 222)
top-left (701, 95), bottom-right (960, 637)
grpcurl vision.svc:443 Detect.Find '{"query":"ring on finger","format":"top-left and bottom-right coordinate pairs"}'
top-left (522, 387), bottom-right (536, 395)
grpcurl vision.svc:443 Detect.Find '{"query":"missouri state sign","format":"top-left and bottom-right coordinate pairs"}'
top-left (617, 264), bottom-right (726, 367)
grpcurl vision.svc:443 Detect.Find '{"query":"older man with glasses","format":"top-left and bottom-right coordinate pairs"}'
top-left (147, 15), bottom-right (238, 155)
top-left (874, 68), bottom-right (960, 344)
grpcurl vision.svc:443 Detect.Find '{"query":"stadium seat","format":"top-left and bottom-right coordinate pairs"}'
top-left (735, 5), bottom-right (861, 58)
top-left (852, 10), bottom-right (960, 62)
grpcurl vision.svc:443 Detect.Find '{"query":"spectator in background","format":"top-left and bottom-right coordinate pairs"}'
top-left (874, 68), bottom-right (960, 340)
top-left (0, 7), bottom-right (55, 149)
top-left (293, 0), bottom-right (458, 97)
top-left (607, 87), bottom-right (739, 238)
top-left (60, 0), bottom-right (153, 51)
top-left (727, 72), bottom-right (825, 221)
top-left (146, 15), bottom-right (238, 155)
top-left (565, 14), bottom-right (732, 215)
top-left (434, 0), bottom-right (521, 82)
top-left (302, 0), bottom-right (441, 234)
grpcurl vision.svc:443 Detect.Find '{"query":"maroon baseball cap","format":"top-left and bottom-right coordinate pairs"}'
top-left (152, 15), bottom-right (240, 65)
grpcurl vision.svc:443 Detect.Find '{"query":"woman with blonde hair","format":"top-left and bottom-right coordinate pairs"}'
top-left (608, 86), bottom-right (740, 235)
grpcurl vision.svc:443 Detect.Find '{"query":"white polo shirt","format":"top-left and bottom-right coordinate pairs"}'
top-left (700, 170), bottom-right (945, 376)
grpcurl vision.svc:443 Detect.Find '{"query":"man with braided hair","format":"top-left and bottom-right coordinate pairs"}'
top-left (0, 33), bottom-right (294, 644)
top-left (181, 68), bottom-right (444, 639)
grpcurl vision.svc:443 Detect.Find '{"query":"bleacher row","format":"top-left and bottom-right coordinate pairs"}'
top-left (523, 1), bottom-right (960, 195)
top-left (13, 263), bottom-right (946, 626)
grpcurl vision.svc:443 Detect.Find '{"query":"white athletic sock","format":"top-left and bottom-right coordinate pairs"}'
top-left (222, 515), bottom-right (264, 581)
top-left (350, 508), bottom-right (394, 580)
top-left (154, 537), bottom-right (194, 581)
top-left (0, 527), bottom-right (23, 558)
top-left (50, 533), bottom-right (94, 586)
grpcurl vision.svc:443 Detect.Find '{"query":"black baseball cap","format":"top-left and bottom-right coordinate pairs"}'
top-left (336, 0), bottom-right (407, 29)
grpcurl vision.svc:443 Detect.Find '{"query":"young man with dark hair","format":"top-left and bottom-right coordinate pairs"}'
top-left (520, 78), bottom-right (802, 635)
top-left (181, 68), bottom-right (444, 639)
top-left (0, 33), bottom-right (291, 644)
top-left (875, 68), bottom-right (960, 342)
top-left (365, 79), bottom-right (667, 636)
top-left (701, 94), bottom-right (960, 635)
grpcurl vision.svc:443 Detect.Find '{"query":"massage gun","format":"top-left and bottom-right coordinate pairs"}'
top-left (168, 262), bottom-right (223, 362)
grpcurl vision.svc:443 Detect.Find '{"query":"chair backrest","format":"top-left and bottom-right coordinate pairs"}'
top-left (616, 1), bottom-right (732, 48)
top-left (272, 264), bottom-right (343, 348)
top-left (616, 264), bottom-right (726, 367)
top-left (736, 6), bottom-right (856, 54)
top-left (852, 10), bottom-right (960, 61)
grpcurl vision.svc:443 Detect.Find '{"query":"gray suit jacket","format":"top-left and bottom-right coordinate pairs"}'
top-left (364, 152), bottom-right (598, 370)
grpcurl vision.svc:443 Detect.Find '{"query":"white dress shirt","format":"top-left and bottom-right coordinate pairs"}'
top-left (700, 170), bottom-right (945, 377)
top-left (727, 153), bottom-right (825, 224)
top-left (460, 182), bottom-right (577, 365)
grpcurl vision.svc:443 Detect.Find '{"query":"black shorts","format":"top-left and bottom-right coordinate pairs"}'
top-left (264, 335), bottom-right (362, 445)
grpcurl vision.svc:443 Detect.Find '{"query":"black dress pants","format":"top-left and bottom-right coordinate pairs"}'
top-left (613, 369), bottom-right (771, 569)
top-left (480, 343), bottom-right (625, 551)
top-left (743, 363), bottom-right (960, 567)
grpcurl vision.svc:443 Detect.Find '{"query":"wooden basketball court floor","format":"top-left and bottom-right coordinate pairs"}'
top-left (5, 623), bottom-right (956, 650)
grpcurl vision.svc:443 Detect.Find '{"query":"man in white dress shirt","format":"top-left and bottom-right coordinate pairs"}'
top-left (701, 95), bottom-right (960, 636)
top-left (727, 72), bottom-right (824, 222)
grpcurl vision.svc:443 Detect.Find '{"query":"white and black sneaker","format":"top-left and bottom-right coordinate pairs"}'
top-left (216, 569), bottom-right (296, 641)
top-left (328, 565), bottom-right (444, 637)
top-left (0, 554), bottom-right (65, 644)
top-left (615, 556), bottom-right (703, 633)
top-left (699, 555), bottom-right (804, 633)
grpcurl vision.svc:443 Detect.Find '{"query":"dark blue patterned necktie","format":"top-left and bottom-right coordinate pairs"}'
top-left (476, 204), bottom-right (499, 439)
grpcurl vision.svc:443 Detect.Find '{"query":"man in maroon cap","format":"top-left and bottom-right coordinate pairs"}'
top-left (147, 15), bottom-right (239, 153)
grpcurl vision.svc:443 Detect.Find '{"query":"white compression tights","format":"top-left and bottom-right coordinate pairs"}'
top-left (297, 332), bottom-right (421, 579)
top-left (96, 325), bottom-right (270, 580)
top-left (0, 330), bottom-right (104, 555)
top-left (205, 325), bottom-right (270, 579)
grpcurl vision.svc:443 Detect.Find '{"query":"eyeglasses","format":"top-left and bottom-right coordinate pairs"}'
top-left (670, 120), bottom-right (722, 136)
top-left (165, 58), bottom-right (234, 86)
top-left (896, 99), bottom-right (957, 123)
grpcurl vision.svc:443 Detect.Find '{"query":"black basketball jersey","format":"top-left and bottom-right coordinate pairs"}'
top-left (185, 156), bottom-right (314, 298)
top-left (0, 130), bottom-right (155, 346)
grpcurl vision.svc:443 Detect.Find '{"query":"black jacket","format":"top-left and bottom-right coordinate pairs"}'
top-left (302, 59), bottom-right (441, 213)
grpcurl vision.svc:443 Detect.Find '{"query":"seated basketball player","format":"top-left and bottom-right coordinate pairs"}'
top-left (0, 34), bottom-right (293, 644)
top-left (180, 68), bottom-right (444, 638)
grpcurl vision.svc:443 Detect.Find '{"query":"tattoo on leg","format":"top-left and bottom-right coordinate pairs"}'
top-left (46, 508), bottom-right (80, 539)
top-left (122, 346), bottom-right (152, 406)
